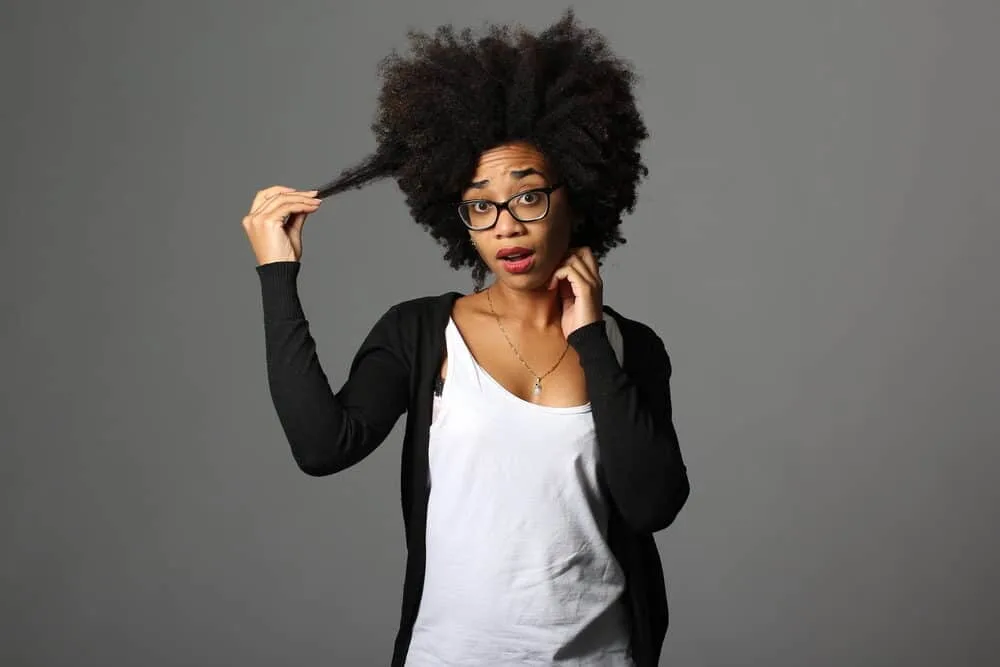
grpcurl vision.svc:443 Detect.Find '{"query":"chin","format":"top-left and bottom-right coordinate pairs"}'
top-left (495, 273), bottom-right (550, 291)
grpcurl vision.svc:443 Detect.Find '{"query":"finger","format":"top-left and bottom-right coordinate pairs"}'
top-left (575, 247), bottom-right (601, 282)
top-left (255, 194), bottom-right (322, 221)
top-left (255, 200), bottom-right (322, 226)
top-left (548, 265), bottom-right (568, 291)
top-left (560, 258), bottom-right (597, 293)
top-left (250, 188), bottom-right (318, 215)
top-left (547, 266), bottom-right (566, 288)
top-left (288, 211), bottom-right (310, 233)
top-left (250, 185), bottom-right (294, 213)
top-left (276, 201), bottom-right (322, 225)
top-left (548, 263), bottom-right (588, 294)
top-left (257, 191), bottom-right (321, 209)
top-left (559, 279), bottom-right (575, 301)
top-left (565, 254), bottom-right (599, 286)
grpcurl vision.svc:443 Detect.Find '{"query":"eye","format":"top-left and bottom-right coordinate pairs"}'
top-left (517, 191), bottom-right (540, 205)
top-left (471, 201), bottom-right (492, 213)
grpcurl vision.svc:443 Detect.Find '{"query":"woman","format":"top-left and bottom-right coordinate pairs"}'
top-left (242, 11), bottom-right (689, 666)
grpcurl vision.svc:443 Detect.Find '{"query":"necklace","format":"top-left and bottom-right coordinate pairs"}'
top-left (486, 286), bottom-right (570, 396)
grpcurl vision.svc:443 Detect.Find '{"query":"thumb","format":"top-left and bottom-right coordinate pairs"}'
top-left (286, 213), bottom-right (309, 251)
top-left (288, 212), bottom-right (308, 234)
top-left (547, 268), bottom-right (562, 291)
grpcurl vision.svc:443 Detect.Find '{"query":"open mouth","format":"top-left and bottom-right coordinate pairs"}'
top-left (496, 249), bottom-right (536, 274)
top-left (496, 246), bottom-right (535, 260)
top-left (500, 252), bottom-right (533, 262)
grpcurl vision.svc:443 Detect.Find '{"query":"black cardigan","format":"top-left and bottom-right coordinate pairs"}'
top-left (256, 261), bottom-right (690, 666)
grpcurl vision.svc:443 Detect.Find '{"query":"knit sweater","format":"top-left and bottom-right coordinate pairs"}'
top-left (255, 260), bottom-right (690, 666)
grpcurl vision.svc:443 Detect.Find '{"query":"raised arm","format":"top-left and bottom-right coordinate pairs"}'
top-left (257, 261), bottom-right (409, 475)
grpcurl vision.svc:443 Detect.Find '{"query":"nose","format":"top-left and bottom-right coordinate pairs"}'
top-left (493, 207), bottom-right (526, 238)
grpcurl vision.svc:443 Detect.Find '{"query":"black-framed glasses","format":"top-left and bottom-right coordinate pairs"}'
top-left (457, 184), bottom-right (563, 231)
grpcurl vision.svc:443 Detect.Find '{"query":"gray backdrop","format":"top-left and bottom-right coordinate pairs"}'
top-left (3, 1), bottom-right (998, 665)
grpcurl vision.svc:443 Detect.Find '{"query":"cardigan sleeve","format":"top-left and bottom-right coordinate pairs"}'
top-left (567, 319), bottom-right (690, 533)
top-left (256, 261), bottom-right (410, 476)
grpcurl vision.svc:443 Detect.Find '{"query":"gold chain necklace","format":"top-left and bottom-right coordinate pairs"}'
top-left (486, 286), bottom-right (570, 396)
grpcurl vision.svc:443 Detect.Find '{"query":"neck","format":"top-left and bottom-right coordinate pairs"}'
top-left (487, 280), bottom-right (561, 330)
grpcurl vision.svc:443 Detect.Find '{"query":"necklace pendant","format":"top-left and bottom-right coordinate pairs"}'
top-left (533, 379), bottom-right (542, 396)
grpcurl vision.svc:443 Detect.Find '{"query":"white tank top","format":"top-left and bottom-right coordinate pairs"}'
top-left (405, 316), bottom-right (633, 666)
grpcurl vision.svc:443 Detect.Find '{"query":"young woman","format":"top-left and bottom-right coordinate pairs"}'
top-left (242, 11), bottom-right (689, 666)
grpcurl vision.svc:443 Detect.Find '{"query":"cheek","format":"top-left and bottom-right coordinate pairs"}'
top-left (544, 213), bottom-right (573, 253)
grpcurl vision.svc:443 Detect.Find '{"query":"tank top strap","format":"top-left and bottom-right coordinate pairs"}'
top-left (603, 311), bottom-right (624, 366)
top-left (443, 317), bottom-right (486, 396)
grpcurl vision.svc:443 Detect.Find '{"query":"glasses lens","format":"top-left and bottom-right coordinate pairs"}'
top-left (510, 190), bottom-right (549, 221)
top-left (458, 201), bottom-right (497, 229)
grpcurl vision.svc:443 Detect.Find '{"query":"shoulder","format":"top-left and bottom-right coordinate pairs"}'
top-left (357, 292), bottom-right (462, 366)
top-left (369, 292), bottom-right (463, 347)
top-left (386, 291), bottom-right (463, 322)
top-left (602, 304), bottom-right (662, 343)
top-left (602, 304), bottom-right (672, 368)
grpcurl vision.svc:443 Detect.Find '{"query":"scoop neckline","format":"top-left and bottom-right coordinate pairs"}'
top-left (446, 317), bottom-right (592, 414)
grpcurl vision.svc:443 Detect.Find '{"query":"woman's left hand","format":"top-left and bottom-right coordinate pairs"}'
top-left (548, 246), bottom-right (604, 338)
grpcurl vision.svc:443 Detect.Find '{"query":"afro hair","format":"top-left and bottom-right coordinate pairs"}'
top-left (315, 9), bottom-right (649, 287)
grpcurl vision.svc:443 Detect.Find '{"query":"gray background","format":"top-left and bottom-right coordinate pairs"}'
top-left (2, 1), bottom-right (998, 665)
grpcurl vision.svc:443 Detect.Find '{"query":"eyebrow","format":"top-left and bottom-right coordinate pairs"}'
top-left (468, 168), bottom-right (547, 190)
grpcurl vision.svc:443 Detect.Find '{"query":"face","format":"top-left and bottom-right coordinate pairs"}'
top-left (460, 142), bottom-right (573, 289)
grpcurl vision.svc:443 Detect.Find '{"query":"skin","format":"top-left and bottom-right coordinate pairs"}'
top-left (443, 141), bottom-right (605, 408)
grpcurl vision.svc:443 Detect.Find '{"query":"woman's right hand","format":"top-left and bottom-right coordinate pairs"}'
top-left (242, 186), bottom-right (323, 265)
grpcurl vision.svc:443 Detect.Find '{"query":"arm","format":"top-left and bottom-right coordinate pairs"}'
top-left (568, 320), bottom-right (690, 533)
top-left (257, 261), bottom-right (409, 476)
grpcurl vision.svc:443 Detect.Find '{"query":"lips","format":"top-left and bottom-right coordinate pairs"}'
top-left (496, 247), bottom-right (536, 274)
top-left (496, 246), bottom-right (534, 261)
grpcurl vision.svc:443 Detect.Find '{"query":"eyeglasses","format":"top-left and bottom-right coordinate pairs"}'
top-left (457, 184), bottom-right (563, 231)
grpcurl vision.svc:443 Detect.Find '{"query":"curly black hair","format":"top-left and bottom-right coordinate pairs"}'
top-left (315, 9), bottom-right (649, 288)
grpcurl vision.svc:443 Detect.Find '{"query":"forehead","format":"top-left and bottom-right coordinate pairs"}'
top-left (470, 142), bottom-right (551, 181)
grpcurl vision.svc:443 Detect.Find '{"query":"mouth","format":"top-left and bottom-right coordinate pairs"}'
top-left (496, 248), bottom-right (536, 274)
top-left (496, 247), bottom-right (535, 261)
